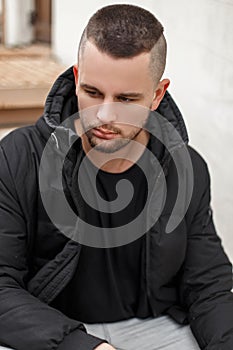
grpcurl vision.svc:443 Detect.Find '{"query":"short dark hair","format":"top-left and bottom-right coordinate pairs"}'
top-left (78, 4), bottom-right (167, 84)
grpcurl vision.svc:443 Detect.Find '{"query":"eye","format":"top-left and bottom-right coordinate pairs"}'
top-left (118, 96), bottom-right (134, 103)
top-left (85, 89), bottom-right (102, 98)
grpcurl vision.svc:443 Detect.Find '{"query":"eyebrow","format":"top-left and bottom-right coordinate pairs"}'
top-left (80, 83), bottom-right (144, 99)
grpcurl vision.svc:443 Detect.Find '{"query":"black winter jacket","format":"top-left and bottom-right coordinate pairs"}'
top-left (0, 67), bottom-right (233, 350)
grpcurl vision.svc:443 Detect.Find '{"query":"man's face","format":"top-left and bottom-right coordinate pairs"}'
top-left (74, 41), bottom-right (166, 153)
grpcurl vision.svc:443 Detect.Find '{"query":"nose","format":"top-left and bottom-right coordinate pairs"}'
top-left (97, 103), bottom-right (117, 124)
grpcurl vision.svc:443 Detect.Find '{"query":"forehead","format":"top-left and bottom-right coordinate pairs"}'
top-left (78, 41), bottom-right (153, 93)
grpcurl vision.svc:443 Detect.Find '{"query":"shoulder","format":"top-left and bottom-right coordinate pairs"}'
top-left (167, 144), bottom-right (210, 190)
top-left (1, 125), bottom-right (42, 150)
top-left (187, 145), bottom-right (210, 188)
top-left (187, 145), bottom-right (208, 169)
top-left (0, 125), bottom-right (44, 187)
top-left (184, 145), bottom-right (212, 224)
top-left (0, 125), bottom-right (45, 161)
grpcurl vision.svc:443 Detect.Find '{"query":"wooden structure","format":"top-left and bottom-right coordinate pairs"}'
top-left (0, 45), bottom-right (65, 128)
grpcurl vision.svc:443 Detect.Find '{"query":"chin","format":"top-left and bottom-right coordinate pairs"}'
top-left (90, 138), bottom-right (130, 154)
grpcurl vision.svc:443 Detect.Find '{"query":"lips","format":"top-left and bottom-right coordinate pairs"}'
top-left (92, 127), bottom-right (119, 140)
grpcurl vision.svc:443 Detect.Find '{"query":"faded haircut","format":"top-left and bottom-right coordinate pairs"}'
top-left (78, 4), bottom-right (167, 84)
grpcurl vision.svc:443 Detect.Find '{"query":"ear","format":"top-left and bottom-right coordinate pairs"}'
top-left (151, 78), bottom-right (170, 111)
top-left (73, 64), bottom-right (79, 85)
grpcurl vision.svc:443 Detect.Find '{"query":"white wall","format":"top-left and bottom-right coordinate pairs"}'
top-left (52, 0), bottom-right (233, 261)
top-left (5, 0), bottom-right (35, 46)
top-left (151, 0), bottom-right (233, 262)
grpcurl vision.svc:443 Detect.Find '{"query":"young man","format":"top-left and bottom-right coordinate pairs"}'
top-left (0, 4), bottom-right (232, 350)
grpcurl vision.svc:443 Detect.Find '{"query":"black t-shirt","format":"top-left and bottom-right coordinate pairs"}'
top-left (54, 146), bottom-right (153, 323)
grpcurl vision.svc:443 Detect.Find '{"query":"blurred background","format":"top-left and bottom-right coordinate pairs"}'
top-left (0, 0), bottom-right (233, 261)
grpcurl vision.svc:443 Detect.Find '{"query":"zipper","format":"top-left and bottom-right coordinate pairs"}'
top-left (145, 167), bottom-right (164, 317)
top-left (144, 146), bottom-right (179, 316)
top-left (145, 230), bottom-right (154, 314)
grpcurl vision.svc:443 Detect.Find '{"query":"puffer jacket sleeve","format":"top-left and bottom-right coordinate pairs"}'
top-left (180, 151), bottom-right (233, 349)
top-left (0, 143), bottom-right (105, 350)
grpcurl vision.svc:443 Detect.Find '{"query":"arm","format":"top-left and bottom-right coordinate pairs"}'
top-left (180, 158), bottom-right (233, 349)
top-left (0, 143), bottom-right (106, 350)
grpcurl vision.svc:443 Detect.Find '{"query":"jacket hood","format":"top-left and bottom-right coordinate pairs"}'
top-left (36, 66), bottom-right (188, 145)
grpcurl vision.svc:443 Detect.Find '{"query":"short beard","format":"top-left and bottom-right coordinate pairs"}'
top-left (86, 128), bottom-right (142, 154)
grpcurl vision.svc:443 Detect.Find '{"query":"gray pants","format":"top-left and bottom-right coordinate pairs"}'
top-left (0, 316), bottom-right (200, 350)
top-left (84, 316), bottom-right (200, 350)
